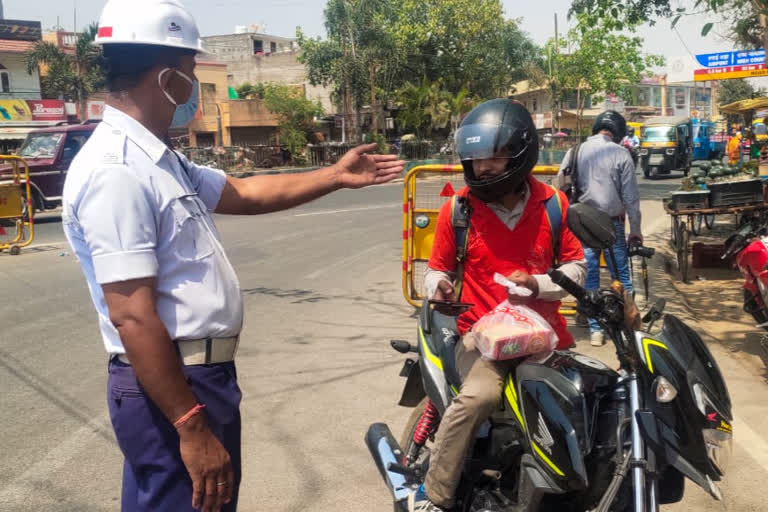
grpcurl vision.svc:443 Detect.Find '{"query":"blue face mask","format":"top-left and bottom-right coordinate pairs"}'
top-left (171, 80), bottom-right (199, 128)
top-left (158, 68), bottom-right (199, 128)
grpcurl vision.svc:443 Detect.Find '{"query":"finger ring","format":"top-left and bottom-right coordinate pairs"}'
top-left (217, 482), bottom-right (228, 487)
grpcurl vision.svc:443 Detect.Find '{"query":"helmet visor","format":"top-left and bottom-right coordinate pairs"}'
top-left (456, 123), bottom-right (522, 161)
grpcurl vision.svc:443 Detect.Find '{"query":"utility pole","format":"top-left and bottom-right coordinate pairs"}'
top-left (0, 0), bottom-right (5, 20)
top-left (554, 13), bottom-right (559, 133)
top-left (74, 0), bottom-right (77, 33)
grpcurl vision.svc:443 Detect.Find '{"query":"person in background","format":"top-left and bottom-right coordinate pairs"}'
top-left (557, 110), bottom-right (642, 347)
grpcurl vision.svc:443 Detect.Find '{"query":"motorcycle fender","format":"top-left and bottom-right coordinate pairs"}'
top-left (398, 358), bottom-right (426, 407)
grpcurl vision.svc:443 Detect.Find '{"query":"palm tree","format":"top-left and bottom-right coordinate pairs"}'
top-left (25, 23), bottom-right (105, 120)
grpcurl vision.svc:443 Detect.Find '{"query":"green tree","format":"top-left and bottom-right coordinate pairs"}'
top-left (545, 14), bottom-right (664, 133)
top-left (719, 78), bottom-right (759, 106)
top-left (260, 84), bottom-right (324, 162)
top-left (389, 1), bottom-right (538, 98)
top-left (570, 1), bottom-right (768, 65)
top-left (236, 82), bottom-right (266, 100)
top-left (298, 0), bottom-right (541, 139)
top-left (25, 23), bottom-right (105, 119)
top-left (298, 0), bottom-right (401, 140)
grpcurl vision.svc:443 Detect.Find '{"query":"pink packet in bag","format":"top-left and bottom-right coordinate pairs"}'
top-left (471, 300), bottom-right (559, 361)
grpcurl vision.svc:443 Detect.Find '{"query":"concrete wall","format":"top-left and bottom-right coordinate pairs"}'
top-left (228, 99), bottom-right (279, 127)
top-left (203, 33), bottom-right (335, 114)
top-left (0, 52), bottom-right (41, 99)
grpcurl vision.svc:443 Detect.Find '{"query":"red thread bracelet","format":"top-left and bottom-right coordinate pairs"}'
top-left (173, 404), bottom-right (206, 429)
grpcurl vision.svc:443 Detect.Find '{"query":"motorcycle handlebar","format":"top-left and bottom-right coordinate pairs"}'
top-left (627, 243), bottom-right (655, 259)
top-left (548, 268), bottom-right (587, 302)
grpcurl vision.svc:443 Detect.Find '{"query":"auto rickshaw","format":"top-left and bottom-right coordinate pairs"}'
top-left (639, 116), bottom-right (692, 178)
top-left (691, 119), bottom-right (725, 161)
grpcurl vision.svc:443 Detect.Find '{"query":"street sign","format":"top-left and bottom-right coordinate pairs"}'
top-left (696, 49), bottom-right (765, 68)
top-left (694, 64), bottom-right (768, 81)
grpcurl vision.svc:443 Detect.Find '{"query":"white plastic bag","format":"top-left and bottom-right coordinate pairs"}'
top-left (472, 301), bottom-right (558, 361)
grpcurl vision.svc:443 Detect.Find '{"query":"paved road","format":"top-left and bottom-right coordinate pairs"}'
top-left (2, 172), bottom-right (766, 511)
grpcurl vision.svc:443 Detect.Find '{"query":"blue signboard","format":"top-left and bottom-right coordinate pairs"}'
top-left (696, 49), bottom-right (765, 68)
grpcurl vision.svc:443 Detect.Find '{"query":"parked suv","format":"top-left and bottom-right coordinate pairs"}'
top-left (0, 122), bottom-right (97, 213)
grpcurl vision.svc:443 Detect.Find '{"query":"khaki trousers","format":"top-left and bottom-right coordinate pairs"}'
top-left (424, 333), bottom-right (516, 508)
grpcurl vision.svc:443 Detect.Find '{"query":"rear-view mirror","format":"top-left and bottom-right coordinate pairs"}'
top-left (566, 203), bottom-right (616, 250)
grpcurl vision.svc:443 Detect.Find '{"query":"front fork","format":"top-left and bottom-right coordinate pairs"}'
top-left (628, 372), bottom-right (659, 512)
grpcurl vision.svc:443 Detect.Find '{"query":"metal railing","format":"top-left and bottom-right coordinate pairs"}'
top-left (181, 135), bottom-right (586, 173)
top-left (180, 145), bottom-right (291, 172)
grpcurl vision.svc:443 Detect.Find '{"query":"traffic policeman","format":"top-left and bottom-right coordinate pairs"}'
top-left (62, 1), bottom-right (405, 511)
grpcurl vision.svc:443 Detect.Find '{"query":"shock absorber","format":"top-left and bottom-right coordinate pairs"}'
top-left (407, 400), bottom-right (440, 463)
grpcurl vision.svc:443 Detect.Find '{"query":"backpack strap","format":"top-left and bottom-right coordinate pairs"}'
top-left (450, 195), bottom-right (471, 300)
top-left (544, 186), bottom-right (564, 266)
top-left (561, 143), bottom-right (582, 202)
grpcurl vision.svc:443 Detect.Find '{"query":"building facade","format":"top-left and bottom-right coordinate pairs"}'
top-left (511, 77), bottom-right (716, 134)
top-left (186, 60), bottom-right (280, 147)
top-left (202, 29), bottom-right (335, 114)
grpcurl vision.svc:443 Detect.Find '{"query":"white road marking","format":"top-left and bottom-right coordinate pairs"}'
top-left (304, 243), bottom-right (391, 279)
top-left (294, 203), bottom-right (400, 217)
top-left (733, 414), bottom-right (768, 474)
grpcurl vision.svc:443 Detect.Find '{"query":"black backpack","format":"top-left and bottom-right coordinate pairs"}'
top-left (559, 144), bottom-right (582, 202)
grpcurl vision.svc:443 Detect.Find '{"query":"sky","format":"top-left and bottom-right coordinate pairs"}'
top-left (4, 0), bottom-right (760, 82)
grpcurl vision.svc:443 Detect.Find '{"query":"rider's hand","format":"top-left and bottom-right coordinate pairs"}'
top-left (623, 290), bottom-right (642, 331)
top-left (333, 144), bottom-right (406, 189)
top-left (177, 413), bottom-right (234, 512)
top-left (505, 270), bottom-right (539, 304)
top-left (433, 280), bottom-right (457, 302)
top-left (628, 233), bottom-right (644, 246)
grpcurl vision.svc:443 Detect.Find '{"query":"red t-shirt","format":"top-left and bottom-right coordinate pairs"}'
top-left (428, 176), bottom-right (584, 349)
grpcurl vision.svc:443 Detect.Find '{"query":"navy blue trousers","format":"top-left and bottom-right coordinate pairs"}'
top-left (107, 359), bottom-right (242, 511)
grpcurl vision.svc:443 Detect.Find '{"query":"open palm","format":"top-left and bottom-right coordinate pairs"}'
top-left (335, 143), bottom-right (406, 189)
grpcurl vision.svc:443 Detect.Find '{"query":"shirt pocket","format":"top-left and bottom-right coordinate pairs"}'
top-left (169, 193), bottom-right (215, 261)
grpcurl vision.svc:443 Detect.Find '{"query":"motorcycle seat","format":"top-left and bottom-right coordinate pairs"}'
top-left (429, 309), bottom-right (463, 390)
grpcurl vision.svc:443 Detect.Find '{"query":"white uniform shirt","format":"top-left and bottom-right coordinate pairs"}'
top-left (62, 106), bottom-right (243, 354)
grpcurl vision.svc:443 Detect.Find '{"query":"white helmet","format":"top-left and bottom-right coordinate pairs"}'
top-left (95, 0), bottom-right (204, 53)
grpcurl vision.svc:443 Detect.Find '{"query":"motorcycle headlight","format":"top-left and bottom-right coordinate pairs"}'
top-left (666, 148), bottom-right (675, 155)
top-left (703, 428), bottom-right (732, 475)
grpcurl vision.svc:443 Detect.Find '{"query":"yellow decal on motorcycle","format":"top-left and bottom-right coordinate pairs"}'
top-left (531, 441), bottom-right (565, 477)
top-left (419, 328), bottom-right (443, 371)
top-left (642, 338), bottom-right (668, 374)
top-left (717, 420), bottom-right (733, 434)
top-left (419, 328), bottom-right (460, 396)
top-left (504, 375), bottom-right (526, 432)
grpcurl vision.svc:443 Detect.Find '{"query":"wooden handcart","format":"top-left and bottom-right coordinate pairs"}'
top-left (663, 201), bottom-right (768, 282)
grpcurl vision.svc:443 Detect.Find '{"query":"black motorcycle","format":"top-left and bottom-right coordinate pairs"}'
top-left (366, 203), bottom-right (733, 512)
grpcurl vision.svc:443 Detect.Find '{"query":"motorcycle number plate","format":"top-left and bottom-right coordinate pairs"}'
top-left (650, 154), bottom-right (664, 165)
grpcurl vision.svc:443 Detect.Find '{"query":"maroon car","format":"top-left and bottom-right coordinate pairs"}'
top-left (0, 122), bottom-right (98, 213)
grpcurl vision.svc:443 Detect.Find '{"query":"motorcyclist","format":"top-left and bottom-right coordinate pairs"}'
top-left (408, 99), bottom-right (587, 512)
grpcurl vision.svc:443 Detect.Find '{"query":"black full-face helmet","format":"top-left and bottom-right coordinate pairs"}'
top-left (592, 110), bottom-right (627, 144)
top-left (455, 98), bottom-right (539, 202)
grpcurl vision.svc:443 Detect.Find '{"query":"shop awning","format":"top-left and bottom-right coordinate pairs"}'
top-left (0, 127), bottom-right (35, 140)
top-left (720, 97), bottom-right (768, 115)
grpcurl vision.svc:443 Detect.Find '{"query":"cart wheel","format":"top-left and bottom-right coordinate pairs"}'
top-left (677, 222), bottom-right (690, 283)
top-left (703, 214), bottom-right (715, 230)
top-left (690, 215), bottom-right (701, 236)
top-left (9, 244), bottom-right (21, 256)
